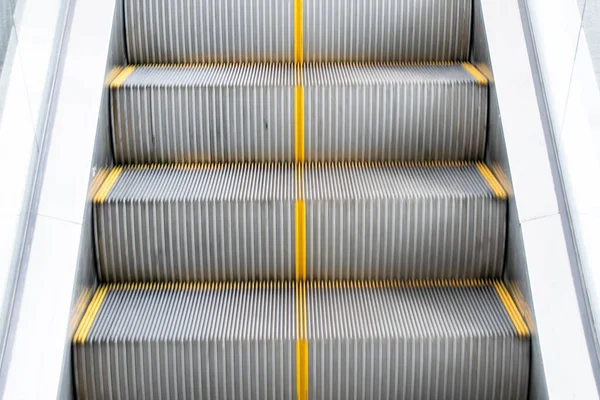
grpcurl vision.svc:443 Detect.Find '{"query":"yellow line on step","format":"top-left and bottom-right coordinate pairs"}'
top-left (294, 165), bottom-right (305, 285)
top-left (494, 281), bottom-right (530, 338)
top-left (295, 200), bottom-right (306, 281)
top-left (294, 0), bottom-right (303, 63)
top-left (295, 163), bottom-right (306, 281)
top-left (73, 285), bottom-right (109, 344)
top-left (295, 64), bottom-right (305, 162)
top-left (296, 281), bottom-right (308, 400)
top-left (110, 65), bottom-right (136, 88)
top-left (476, 162), bottom-right (507, 200)
top-left (462, 63), bottom-right (488, 85)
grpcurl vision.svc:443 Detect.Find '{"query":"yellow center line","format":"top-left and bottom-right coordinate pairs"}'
top-left (293, 3), bottom-right (307, 395)
top-left (294, 0), bottom-right (303, 63)
top-left (295, 65), bottom-right (305, 163)
top-left (296, 281), bottom-right (308, 400)
top-left (295, 164), bottom-right (306, 281)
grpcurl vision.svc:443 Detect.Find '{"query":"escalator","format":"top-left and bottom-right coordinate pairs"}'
top-left (73, 0), bottom-right (531, 398)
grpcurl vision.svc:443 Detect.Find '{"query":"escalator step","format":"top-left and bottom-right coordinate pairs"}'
top-left (124, 0), bottom-right (472, 64)
top-left (73, 281), bottom-right (529, 400)
top-left (111, 63), bottom-right (487, 164)
top-left (93, 162), bottom-right (506, 282)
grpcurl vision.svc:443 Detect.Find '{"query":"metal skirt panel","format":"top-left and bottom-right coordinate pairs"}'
top-left (124, 0), bottom-right (471, 64)
top-left (74, 282), bottom-right (529, 399)
top-left (94, 163), bottom-right (505, 282)
top-left (111, 64), bottom-right (487, 164)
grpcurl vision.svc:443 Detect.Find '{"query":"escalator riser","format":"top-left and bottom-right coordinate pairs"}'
top-left (111, 63), bottom-right (487, 164)
top-left (124, 0), bottom-right (472, 64)
top-left (94, 162), bottom-right (506, 282)
top-left (73, 282), bottom-right (529, 400)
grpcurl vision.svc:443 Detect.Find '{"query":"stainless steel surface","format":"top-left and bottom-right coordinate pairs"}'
top-left (111, 63), bottom-right (487, 163)
top-left (74, 281), bottom-right (529, 400)
top-left (65, 0), bottom-right (548, 397)
top-left (94, 162), bottom-right (505, 282)
top-left (124, 0), bottom-right (471, 63)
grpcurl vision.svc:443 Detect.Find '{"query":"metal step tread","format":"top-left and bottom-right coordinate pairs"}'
top-left (93, 162), bottom-right (506, 282)
top-left (110, 63), bottom-right (488, 164)
top-left (73, 280), bottom-right (529, 400)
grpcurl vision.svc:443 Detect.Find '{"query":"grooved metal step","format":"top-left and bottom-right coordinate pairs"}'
top-left (73, 281), bottom-right (529, 400)
top-left (93, 162), bottom-right (506, 282)
top-left (72, 0), bottom-right (533, 397)
top-left (124, 0), bottom-right (472, 64)
top-left (111, 63), bottom-right (487, 164)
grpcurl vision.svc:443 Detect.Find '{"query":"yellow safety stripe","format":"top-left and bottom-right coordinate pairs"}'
top-left (493, 281), bottom-right (530, 338)
top-left (490, 163), bottom-right (513, 197)
top-left (462, 63), bottom-right (488, 85)
top-left (506, 281), bottom-right (535, 331)
top-left (476, 162), bottom-right (507, 200)
top-left (110, 65), bottom-right (136, 89)
top-left (93, 167), bottom-right (123, 204)
top-left (104, 67), bottom-right (126, 86)
top-left (87, 168), bottom-right (110, 201)
top-left (296, 281), bottom-right (308, 400)
top-left (73, 285), bottom-right (109, 344)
